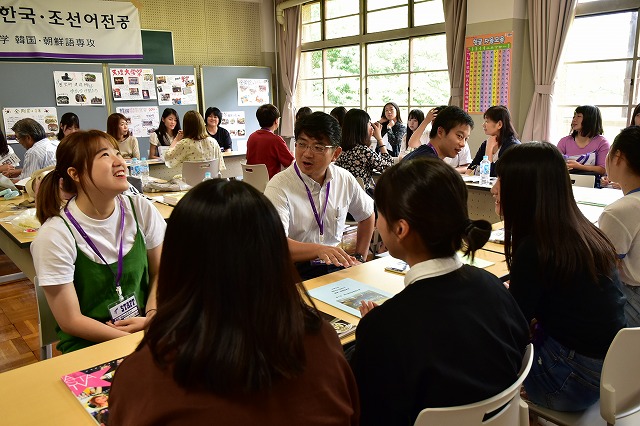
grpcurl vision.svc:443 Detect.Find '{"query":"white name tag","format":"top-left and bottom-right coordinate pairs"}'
top-left (108, 294), bottom-right (139, 322)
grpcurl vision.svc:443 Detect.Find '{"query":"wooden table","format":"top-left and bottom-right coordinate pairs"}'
top-left (0, 251), bottom-right (507, 424)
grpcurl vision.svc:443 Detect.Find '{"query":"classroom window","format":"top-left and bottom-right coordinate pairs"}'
top-left (552, 6), bottom-right (639, 143)
top-left (295, 0), bottom-right (446, 116)
top-left (301, 2), bottom-right (322, 43)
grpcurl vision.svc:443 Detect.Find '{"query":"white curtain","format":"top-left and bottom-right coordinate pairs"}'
top-left (521, 0), bottom-right (577, 142)
top-left (276, 1), bottom-right (302, 138)
top-left (443, 0), bottom-right (467, 107)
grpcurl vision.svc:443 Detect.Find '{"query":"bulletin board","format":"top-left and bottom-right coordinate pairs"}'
top-left (464, 32), bottom-right (513, 114)
top-left (0, 62), bottom-right (108, 160)
top-left (201, 66), bottom-right (272, 152)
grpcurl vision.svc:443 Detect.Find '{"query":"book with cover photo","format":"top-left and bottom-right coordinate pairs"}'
top-left (308, 278), bottom-right (394, 318)
top-left (61, 357), bottom-right (124, 425)
top-left (319, 311), bottom-right (357, 339)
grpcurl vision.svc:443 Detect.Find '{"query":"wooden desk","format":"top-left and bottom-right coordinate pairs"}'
top-left (303, 252), bottom-right (509, 344)
top-left (0, 332), bottom-right (143, 425)
top-left (0, 251), bottom-right (507, 424)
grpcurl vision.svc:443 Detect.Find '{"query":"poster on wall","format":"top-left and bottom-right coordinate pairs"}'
top-left (463, 32), bottom-right (512, 114)
top-left (53, 71), bottom-right (105, 106)
top-left (110, 68), bottom-right (156, 101)
top-left (2, 107), bottom-right (58, 142)
top-left (221, 111), bottom-right (246, 138)
top-left (116, 106), bottom-right (159, 138)
top-left (156, 75), bottom-right (198, 106)
top-left (237, 78), bottom-right (270, 106)
top-left (0, 0), bottom-right (142, 61)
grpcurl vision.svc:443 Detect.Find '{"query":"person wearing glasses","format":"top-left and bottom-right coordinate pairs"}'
top-left (264, 112), bottom-right (375, 280)
top-left (246, 104), bottom-right (294, 179)
top-left (5, 118), bottom-right (57, 181)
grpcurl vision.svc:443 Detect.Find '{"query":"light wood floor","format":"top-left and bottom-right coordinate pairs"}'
top-left (0, 254), bottom-right (61, 373)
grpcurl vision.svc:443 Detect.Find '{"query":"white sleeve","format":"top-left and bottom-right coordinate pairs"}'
top-left (130, 195), bottom-right (166, 250)
top-left (460, 143), bottom-right (472, 165)
top-left (149, 132), bottom-right (159, 146)
top-left (264, 181), bottom-right (291, 237)
top-left (346, 174), bottom-right (375, 222)
top-left (30, 218), bottom-right (77, 286)
top-left (599, 208), bottom-right (632, 257)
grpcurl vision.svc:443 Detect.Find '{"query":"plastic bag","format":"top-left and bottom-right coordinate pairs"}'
top-left (10, 208), bottom-right (41, 232)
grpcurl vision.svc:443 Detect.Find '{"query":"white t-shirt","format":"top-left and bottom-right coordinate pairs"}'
top-left (31, 195), bottom-right (166, 286)
top-left (599, 191), bottom-right (640, 286)
top-left (444, 142), bottom-right (472, 167)
top-left (264, 162), bottom-right (374, 247)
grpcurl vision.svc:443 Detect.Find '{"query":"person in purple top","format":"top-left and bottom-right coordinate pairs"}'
top-left (557, 105), bottom-right (610, 177)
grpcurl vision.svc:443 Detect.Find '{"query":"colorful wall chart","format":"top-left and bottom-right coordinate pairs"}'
top-left (464, 32), bottom-right (512, 114)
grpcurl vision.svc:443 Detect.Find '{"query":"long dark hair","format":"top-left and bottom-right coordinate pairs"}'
top-left (381, 102), bottom-right (403, 123)
top-left (330, 106), bottom-right (347, 127)
top-left (571, 105), bottom-right (603, 139)
top-left (140, 180), bottom-right (322, 394)
top-left (496, 142), bottom-right (616, 284)
top-left (341, 109), bottom-right (371, 151)
top-left (405, 109), bottom-right (425, 149)
top-left (155, 108), bottom-right (181, 145)
top-left (630, 103), bottom-right (640, 127)
top-left (484, 105), bottom-right (518, 145)
top-left (57, 112), bottom-right (80, 141)
top-left (375, 158), bottom-right (491, 260)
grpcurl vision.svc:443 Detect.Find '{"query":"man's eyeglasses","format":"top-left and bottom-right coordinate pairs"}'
top-left (295, 141), bottom-right (335, 154)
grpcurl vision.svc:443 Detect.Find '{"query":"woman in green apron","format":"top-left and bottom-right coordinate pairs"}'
top-left (32, 130), bottom-right (166, 353)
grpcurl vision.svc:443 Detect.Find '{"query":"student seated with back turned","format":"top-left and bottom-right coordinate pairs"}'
top-left (492, 142), bottom-right (625, 411)
top-left (163, 110), bottom-right (226, 171)
top-left (246, 103), bottom-right (294, 179)
top-left (402, 106), bottom-right (474, 163)
top-left (599, 126), bottom-right (640, 326)
top-left (109, 180), bottom-right (359, 425)
top-left (350, 158), bottom-right (528, 426)
top-left (31, 130), bottom-right (166, 353)
top-left (264, 112), bottom-right (375, 280)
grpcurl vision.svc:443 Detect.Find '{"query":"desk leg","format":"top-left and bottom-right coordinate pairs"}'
top-left (0, 233), bottom-right (35, 284)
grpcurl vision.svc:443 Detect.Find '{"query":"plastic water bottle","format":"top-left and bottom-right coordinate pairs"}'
top-left (479, 155), bottom-right (491, 186)
top-left (139, 157), bottom-right (150, 185)
top-left (202, 172), bottom-right (213, 182)
top-left (130, 158), bottom-right (140, 179)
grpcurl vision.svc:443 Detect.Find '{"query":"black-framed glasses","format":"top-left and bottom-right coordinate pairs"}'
top-left (295, 141), bottom-right (335, 154)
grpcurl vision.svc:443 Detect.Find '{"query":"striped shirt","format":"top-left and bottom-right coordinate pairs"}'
top-left (19, 138), bottom-right (57, 180)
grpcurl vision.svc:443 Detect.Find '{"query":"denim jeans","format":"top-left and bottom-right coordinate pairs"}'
top-left (525, 333), bottom-right (603, 412)
top-left (620, 282), bottom-right (640, 327)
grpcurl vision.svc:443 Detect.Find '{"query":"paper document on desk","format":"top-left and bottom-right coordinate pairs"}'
top-left (457, 251), bottom-right (494, 268)
top-left (61, 356), bottom-right (124, 425)
top-left (309, 278), bottom-right (393, 318)
top-left (489, 229), bottom-right (504, 243)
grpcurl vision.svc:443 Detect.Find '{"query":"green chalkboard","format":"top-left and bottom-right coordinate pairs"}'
top-left (0, 30), bottom-right (173, 64)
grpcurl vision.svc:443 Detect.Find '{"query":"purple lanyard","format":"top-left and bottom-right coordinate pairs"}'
top-left (64, 196), bottom-right (126, 300)
top-left (426, 143), bottom-right (438, 157)
top-left (294, 163), bottom-right (330, 240)
top-left (627, 187), bottom-right (640, 195)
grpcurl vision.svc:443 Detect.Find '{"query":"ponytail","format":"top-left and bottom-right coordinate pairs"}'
top-left (36, 169), bottom-right (66, 224)
top-left (461, 219), bottom-right (492, 260)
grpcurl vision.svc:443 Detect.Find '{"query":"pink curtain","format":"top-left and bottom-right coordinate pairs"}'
top-left (443, 0), bottom-right (467, 107)
top-left (521, 0), bottom-right (577, 142)
top-left (276, 1), bottom-right (302, 138)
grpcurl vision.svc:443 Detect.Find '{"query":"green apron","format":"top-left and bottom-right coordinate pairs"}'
top-left (57, 196), bottom-right (150, 353)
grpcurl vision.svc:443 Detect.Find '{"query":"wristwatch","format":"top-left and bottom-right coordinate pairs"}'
top-left (354, 254), bottom-right (365, 263)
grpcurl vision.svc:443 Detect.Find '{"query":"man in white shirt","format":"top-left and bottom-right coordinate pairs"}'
top-left (444, 142), bottom-right (472, 173)
top-left (6, 118), bottom-right (57, 181)
top-left (264, 112), bottom-right (375, 280)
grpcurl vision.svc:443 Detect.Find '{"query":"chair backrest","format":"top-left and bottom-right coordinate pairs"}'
top-left (241, 163), bottom-right (269, 193)
top-left (414, 343), bottom-right (534, 426)
top-left (34, 277), bottom-right (58, 360)
top-left (600, 327), bottom-right (640, 423)
top-left (182, 159), bottom-right (219, 186)
top-left (569, 173), bottom-right (596, 188)
top-left (356, 177), bottom-right (365, 190)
